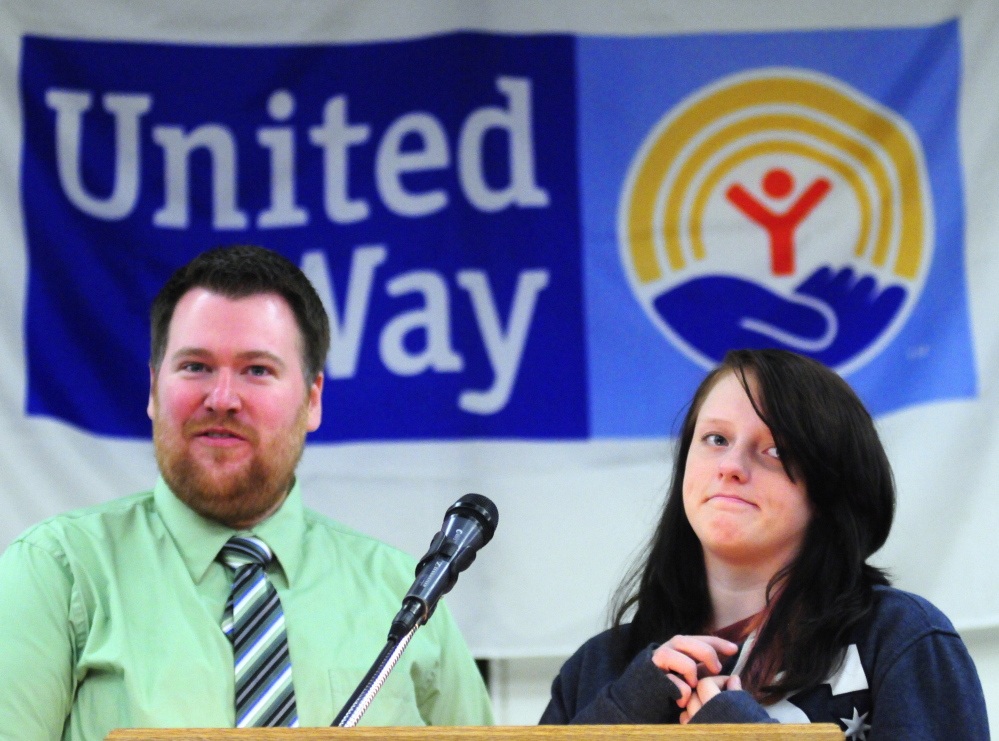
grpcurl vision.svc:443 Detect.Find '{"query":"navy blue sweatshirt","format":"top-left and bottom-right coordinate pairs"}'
top-left (540, 587), bottom-right (989, 740)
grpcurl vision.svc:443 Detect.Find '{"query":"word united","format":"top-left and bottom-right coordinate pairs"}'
top-left (46, 77), bottom-right (549, 229)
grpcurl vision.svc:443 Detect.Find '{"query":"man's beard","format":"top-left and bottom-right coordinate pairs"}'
top-left (154, 409), bottom-right (308, 528)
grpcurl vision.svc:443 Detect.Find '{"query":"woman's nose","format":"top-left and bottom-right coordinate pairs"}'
top-left (717, 445), bottom-right (749, 481)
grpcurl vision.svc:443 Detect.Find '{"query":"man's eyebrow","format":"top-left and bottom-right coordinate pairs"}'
top-left (237, 350), bottom-right (286, 368)
top-left (170, 346), bottom-right (211, 361)
top-left (169, 348), bottom-right (286, 368)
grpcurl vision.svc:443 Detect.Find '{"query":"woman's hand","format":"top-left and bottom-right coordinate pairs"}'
top-left (679, 674), bottom-right (742, 724)
top-left (650, 635), bottom-right (738, 708)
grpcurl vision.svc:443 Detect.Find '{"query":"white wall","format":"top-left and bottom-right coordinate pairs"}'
top-left (490, 656), bottom-right (565, 726)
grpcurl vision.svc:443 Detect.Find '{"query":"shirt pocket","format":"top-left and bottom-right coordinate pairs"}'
top-left (328, 667), bottom-right (427, 727)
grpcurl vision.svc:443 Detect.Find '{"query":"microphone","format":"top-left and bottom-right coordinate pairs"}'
top-left (389, 493), bottom-right (498, 640)
top-left (334, 493), bottom-right (498, 727)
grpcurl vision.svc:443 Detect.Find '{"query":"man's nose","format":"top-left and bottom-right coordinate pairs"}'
top-left (204, 369), bottom-right (241, 412)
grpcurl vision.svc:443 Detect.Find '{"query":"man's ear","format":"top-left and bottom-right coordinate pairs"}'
top-left (147, 365), bottom-right (157, 421)
top-left (306, 372), bottom-right (323, 432)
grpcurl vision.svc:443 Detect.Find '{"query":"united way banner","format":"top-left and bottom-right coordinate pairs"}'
top-left (3, 1), bottom-right (999, 660)
top-left (18, 24), bottom-right (973, 441)
top-left (22, 34), bottom-right (585, 440)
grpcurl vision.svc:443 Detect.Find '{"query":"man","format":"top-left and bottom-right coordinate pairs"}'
top-left (0, 246), bottom-right (492, 739)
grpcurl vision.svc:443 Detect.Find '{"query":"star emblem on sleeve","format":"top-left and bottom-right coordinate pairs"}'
top-left (840, 707), bottom-right (871, 741)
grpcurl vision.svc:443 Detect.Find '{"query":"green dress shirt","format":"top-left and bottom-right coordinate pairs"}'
top-left (0, 478), bottom-right (493, 740)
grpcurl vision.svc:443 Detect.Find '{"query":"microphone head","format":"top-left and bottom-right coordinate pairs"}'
top-left (446, 493), bottom-right (498, 545)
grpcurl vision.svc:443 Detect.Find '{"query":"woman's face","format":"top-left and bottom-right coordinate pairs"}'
top-left (682, 371), bottom-right (812, 575)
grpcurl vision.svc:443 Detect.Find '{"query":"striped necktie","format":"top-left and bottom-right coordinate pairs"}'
top-left (219, 536), bottom-right (298, 728)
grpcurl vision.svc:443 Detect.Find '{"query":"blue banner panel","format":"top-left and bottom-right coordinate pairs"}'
top-left (577, 20), bottom-right (975, 435)
top-left (21, 34), bottom-right (586, 440)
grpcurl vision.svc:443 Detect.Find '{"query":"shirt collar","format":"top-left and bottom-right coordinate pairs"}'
top-left (154, 476), bottom-right (306, 585)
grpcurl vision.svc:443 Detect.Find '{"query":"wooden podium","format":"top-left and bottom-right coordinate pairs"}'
top-left (107, 725), bottom-right (845, 741)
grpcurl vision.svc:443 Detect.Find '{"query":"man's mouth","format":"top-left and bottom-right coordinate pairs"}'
top-left (194, 427), bottom-right (247, 441)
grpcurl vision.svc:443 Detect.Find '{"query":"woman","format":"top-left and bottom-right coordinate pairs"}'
top-left (540, 349), bottom-right (988, 738)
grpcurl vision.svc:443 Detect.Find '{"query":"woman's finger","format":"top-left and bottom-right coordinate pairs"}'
top-left (696, 675), bottom-right (725, 703)
top-left (684, 676), bottom-right (726, 723)
top-left (681, 691), bottom-right (702, 724)
top-left (697, 636), bottom-right (740, 655)
top-left (653, 635), bottom-right (739, 672)
top-left (650, 646), bottom-right (700, 687)
top-left (666, 673), bottom-right (691, 707)
top-left (668, 634), bottom-right (739, 656)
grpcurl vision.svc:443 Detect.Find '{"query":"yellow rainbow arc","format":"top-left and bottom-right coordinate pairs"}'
top-left (625, 74), bottom-right (924, 284)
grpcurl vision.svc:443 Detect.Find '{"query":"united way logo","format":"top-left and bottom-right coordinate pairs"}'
top-left (619, 68), bottom-right (932, 373)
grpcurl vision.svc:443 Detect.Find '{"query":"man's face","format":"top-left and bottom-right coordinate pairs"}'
top-left (148, 288), bottom-right (323, 528)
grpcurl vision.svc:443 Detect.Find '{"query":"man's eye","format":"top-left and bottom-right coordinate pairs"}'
top-left (247, 365), bottom-right (270, 377)
top-left (182, 362), bottom-right (207, 373)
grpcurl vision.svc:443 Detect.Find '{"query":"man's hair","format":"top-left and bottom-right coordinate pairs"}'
top-left (150, 245), bottom-right (330, 381)
top-left (612, 348), bottom-right (895, 701)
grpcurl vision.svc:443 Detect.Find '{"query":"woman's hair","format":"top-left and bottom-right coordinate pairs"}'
top-left (612, 348), bottom-right (895, 701)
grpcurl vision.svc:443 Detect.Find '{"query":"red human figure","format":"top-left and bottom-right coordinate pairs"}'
top-left (725, 168), bottom-right (831, 276)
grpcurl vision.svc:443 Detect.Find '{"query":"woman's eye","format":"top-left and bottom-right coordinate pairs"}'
top-left (704, 433), bottom-right (727, 446)
top-left (764, 446), bottom-right (780, 459)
